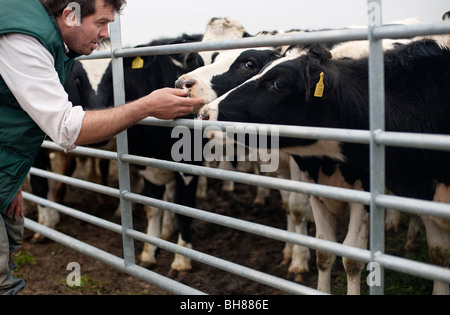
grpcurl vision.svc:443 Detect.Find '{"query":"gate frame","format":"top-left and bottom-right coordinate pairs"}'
top-left (23, 1), bottom-right (450, 295)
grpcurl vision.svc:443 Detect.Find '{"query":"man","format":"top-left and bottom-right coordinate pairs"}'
top-left (0, 0), bottom-right (204, 294)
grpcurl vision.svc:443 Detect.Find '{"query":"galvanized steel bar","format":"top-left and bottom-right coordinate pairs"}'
top-left (22, 193), bottom-right (323, 294)
top-left (375, 194), bottom-right (450, 220)
top-left (23, 192), bottom-right (122, 234)
top-left (29, 167), bottom-right (120, 199)
top-left (110, 14), bottom-right (135, 266)
top-left (24, 219), bottom-right (205, 295)
top-left (26, 167), bottom-right (371, 262)
top-left (124, 191), bottom-right (450, 286)
top-left (113, 28), bottom-right (368, 58)
top-left (23, 191), bottom-right (450, 291)
top-left (374, 252), bottom-right (450, 285)
top-left (373, 22), bottom-right (450, 39)
top-left (123, 191), bottom-right (372, 264)
top-left (76, 22), bottom-right (450, 61)
top-left (23, 193), bottom-right (321, 294)
top-left (30, 156), bottom-right (450, 222)
top-left (28, 165), bottom-right (450, 287)
top-left (143, 118), bottom-right (450, 151)
top-left (120, 152), bottom-right (371, 205)
top-left (368, 0), bottom-right (386, 295)
top-left (375, 131), bottom-right (450, 151)
top-left (126, 228), bottom-right (326, 295)
top-left (44, 120), bottom-right (450, 153)
top-left (41, 140), bottom-right (118, 160)
top-left (140, 118), bottom-right (371, 144)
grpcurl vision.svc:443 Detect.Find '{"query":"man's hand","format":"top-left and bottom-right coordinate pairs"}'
top-left (143, 88), bottom-right (205, 120)
top-left (6, 186), bottom-right (24, 221)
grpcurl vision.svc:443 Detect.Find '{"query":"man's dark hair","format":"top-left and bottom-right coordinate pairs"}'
top-left (40, 0), bottom-right (126, 19)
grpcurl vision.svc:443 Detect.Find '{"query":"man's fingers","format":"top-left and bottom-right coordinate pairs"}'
top-left (171, 87), bottom-right (190, 97)
top-left (171, 88), bottom-right (205, 105)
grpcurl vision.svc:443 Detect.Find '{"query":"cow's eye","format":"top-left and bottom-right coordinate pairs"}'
top-left (245, 61), bottom-right (256, 69)
top-left (273, 80), bottom-right (287, 91)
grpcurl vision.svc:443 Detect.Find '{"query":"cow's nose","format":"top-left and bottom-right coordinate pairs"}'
top-left (175, 78), bottom-right (196, 89)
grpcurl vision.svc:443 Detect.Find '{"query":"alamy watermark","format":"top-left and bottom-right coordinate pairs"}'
top-left (66, 262), bottom-right (81, 287)
top-left (171, 121), bottom-right (280, 173)
top-left (66, 2), bottom-right (81, 26)
top-left (366, 262), bottom-right (382, 287)
top-left (368, 2), bottom-right (382, 27)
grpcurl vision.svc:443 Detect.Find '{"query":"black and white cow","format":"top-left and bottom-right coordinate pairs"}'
top-left (199, 37), bottom-right (450, 295)
top-left (178, 31), bottom-right (417, 284)
top-left (175, 42), bottom-right (315, 280)
top-left (97, 33), bottom-right (204, 270)
top-left (97, 17), bottom-right (250, 271)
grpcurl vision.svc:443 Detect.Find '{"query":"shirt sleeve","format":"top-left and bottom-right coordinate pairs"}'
top-left (0, 33), bottom-right (85, 151)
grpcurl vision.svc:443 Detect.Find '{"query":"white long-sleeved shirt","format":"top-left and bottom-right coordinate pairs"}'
top-left (0, 33), bottom-right (85, 151)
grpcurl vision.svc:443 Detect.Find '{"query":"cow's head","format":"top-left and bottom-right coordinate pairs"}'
top-left (198, 45), bottom-right (336, 147)
top-left (443, 11), bottom-right (450, 21)
top-left (175, 47), bottom-right (281, 111)
top-left (199, 17), bottom-right (251, 66)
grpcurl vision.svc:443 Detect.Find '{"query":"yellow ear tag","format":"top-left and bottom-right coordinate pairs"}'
top-left (132, 56), bottom-right (144, 69)
top-left (314, 72), bottom-right (325, 98)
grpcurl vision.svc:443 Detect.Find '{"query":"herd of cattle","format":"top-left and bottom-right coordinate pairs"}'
top-left (28, 14), bottom-right (450, 295)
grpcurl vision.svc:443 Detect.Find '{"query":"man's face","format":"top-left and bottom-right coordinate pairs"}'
top-left (64, 0), bottom-right (115, 55)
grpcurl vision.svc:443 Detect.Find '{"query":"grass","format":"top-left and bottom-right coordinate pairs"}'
top-left (13, 249), bottom-right (36, 268)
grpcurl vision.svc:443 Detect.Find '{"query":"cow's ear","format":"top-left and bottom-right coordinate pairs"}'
top-left (304, 67), bottom-right (335, 102)
top-left (307, 45), bottom-right (332, 65)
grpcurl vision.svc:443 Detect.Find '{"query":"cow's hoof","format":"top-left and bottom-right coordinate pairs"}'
top-left (30, 235), bottom-right (50, 244)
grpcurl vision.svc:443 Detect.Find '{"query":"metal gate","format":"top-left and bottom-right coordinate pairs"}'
top-left (23, 0), bottom-right (450, 295)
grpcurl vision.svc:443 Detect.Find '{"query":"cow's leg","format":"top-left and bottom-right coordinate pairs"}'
top-left (138, 179), bottom-right (165, 268)
top-left (342, 202), bottom-right (369, 295)
top-left (161, 180), bottom-right (177, 240)
top-left (218, 160), bottom-right (235, 192)
top-left (99, 158), bottom-right (110, 186)
top-left (404, 214), bottom-right (423, 251)
top-left (87, 157), bottom-right (99, 183)
top-left (254, 186), bottom-right (270, 205)
top-left (422, 215), bottom-right (450, 295)
top-left (196, 175), bottom-right (208, 199)
top-left (282, 211), bottom-right (294, 266)
top-left (284, 158), bottom-right (312, 281)
top-left (422, 183), bottom-right (450, 295)
top-left (30, 148), bottom-right (60, 242)
top-left (287, 191), bottom-right (312, 282)
top-left (385, 209), bottom-right (402, 233)
top-left (170, 173), bottom-right (199, 271)
top-left (53, 153), bottom-right (77, 203)
top-left (311, 195), bottom-right (337, 294)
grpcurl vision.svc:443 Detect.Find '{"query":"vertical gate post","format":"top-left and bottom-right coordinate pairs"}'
top-left (110, 14), bottom-right (136, 265)
top-left (368, 0), bottom-right (385, 295)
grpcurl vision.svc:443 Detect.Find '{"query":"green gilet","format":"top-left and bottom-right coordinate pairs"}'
top-left (0, 0), bottom-right (77, 212)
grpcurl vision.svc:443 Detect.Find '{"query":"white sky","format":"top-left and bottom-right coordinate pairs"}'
top-left (118, 0), bottom-right (449, 47)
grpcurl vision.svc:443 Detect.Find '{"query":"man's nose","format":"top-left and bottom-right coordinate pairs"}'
top-left (99, 25), bottom-right (110, 39)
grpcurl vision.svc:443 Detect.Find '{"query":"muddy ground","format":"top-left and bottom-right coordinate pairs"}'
top-left (15, 156), bottom-right (433, 295)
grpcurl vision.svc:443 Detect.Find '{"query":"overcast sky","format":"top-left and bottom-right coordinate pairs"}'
top-left (117, 0), bottom-right (449, 47)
